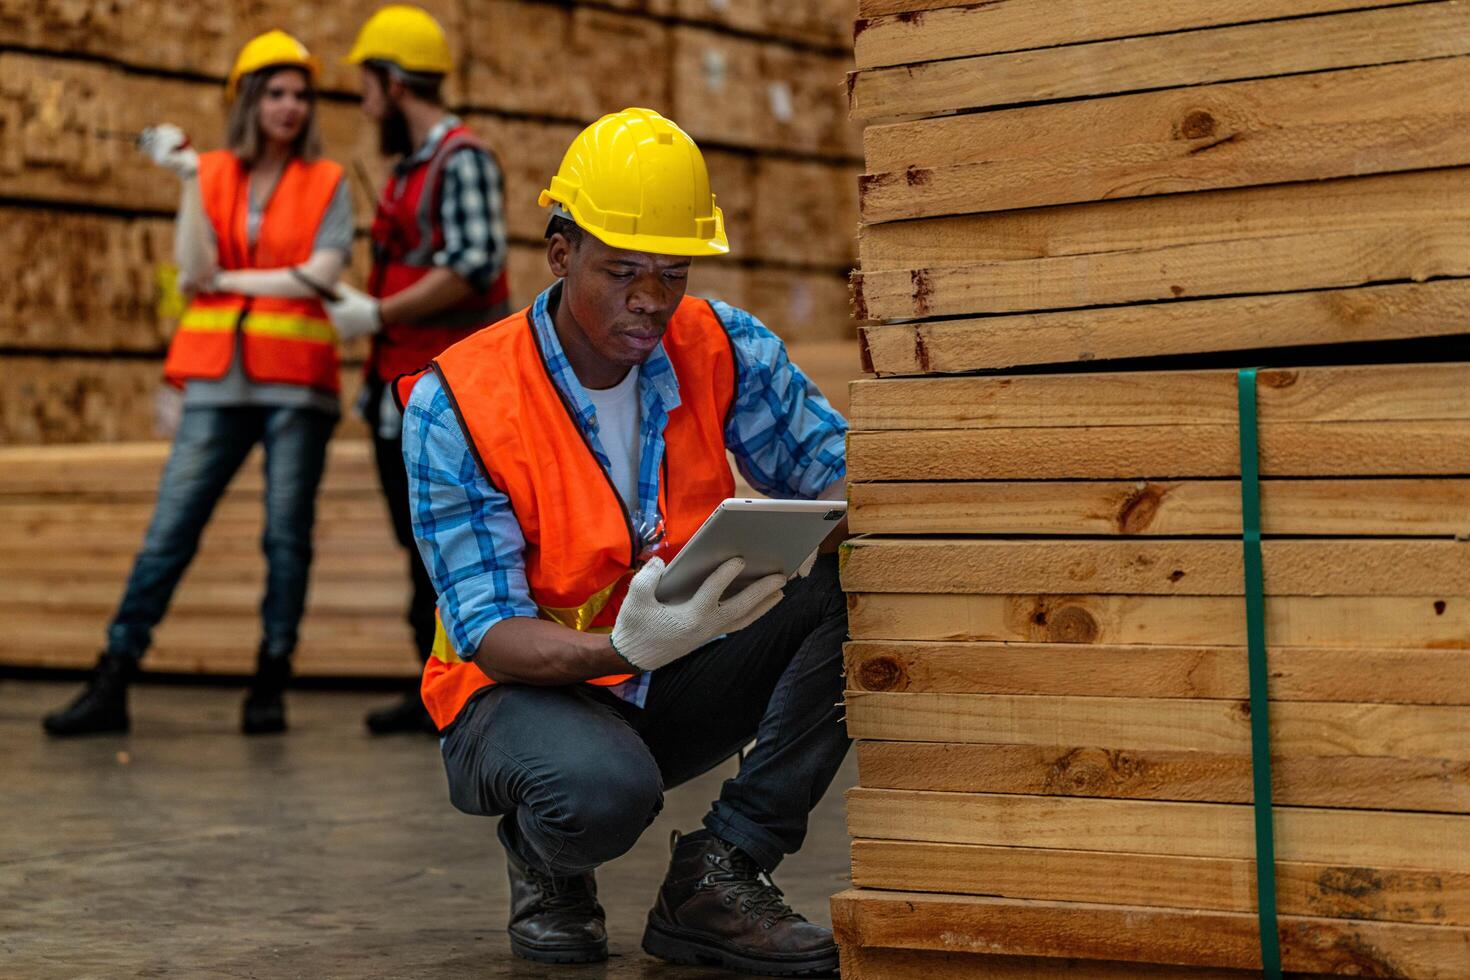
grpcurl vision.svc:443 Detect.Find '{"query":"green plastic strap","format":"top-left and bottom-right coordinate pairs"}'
top-left (1237, 368), bottom-right (1282, 979)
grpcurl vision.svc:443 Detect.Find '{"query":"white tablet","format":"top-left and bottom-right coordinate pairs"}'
top-left (654, 498), bottom-right (848, 604)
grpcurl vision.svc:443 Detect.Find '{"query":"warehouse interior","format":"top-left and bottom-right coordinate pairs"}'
top-left (5, 0), bottom-right (1470, 978)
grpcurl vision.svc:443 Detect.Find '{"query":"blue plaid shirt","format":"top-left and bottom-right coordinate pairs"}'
top-left (403, 283), bottom-right (848, 707)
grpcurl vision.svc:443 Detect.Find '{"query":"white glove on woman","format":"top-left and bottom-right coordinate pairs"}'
top-left (610, 557), bottom-right (785, 673)
top-left (138, 124), bottom-right (199, 179)
top-left (324, 282), bottom-right (383, 340)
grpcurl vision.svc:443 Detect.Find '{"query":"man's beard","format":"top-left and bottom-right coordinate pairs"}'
top-left (379, 107), bottom-right (412, 157)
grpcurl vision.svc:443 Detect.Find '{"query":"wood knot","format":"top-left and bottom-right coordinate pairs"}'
top-left (1259, 368), bottom-right (1300, 389)
top-left (1047, 604), bottom-right (1099, 643)
top-left (1178, 110), bottom-right (1216, 140)
top-left (1116, 484), bottom-right (1163, 534)
top-left (1434, 600), bottom-right (1447, 615)
top-left (854, 654), bottom-right (908, 692)
top-left (1043, 748), bottom-right (1143, 794)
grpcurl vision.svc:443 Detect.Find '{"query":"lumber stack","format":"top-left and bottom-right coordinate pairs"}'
top-left (835, 2), bottom-right (1470, 977)
top-left (0, 0), bottom-right (862, 444)
top-left (0, 441), bottom-right (419, 677)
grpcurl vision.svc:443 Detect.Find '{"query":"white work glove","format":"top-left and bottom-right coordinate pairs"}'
top-left (324, 283), bottom-right (382, 340)
top-left (610, 557), bottom-right (785, 673)
top-left (138, 124), bottom-right (199, 179)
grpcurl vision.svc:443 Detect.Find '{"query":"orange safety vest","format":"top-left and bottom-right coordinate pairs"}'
top-left (164, 150), bottom-right (344, 393)
top-left (404, 296), bottom-right (738, 731)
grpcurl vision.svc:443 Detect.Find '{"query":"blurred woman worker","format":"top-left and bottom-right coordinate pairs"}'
top-left (42, 30), bottom-right (367, 738)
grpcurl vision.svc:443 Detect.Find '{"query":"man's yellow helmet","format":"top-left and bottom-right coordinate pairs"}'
top-left (228, 30), bottom-right (318, 99)
top-left (345, 5), bottom-right (454, 75)
top-left (539, 108), bottom-right (729, 257)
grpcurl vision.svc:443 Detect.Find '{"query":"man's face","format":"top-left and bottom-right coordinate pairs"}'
top-left (358, 66), bottom-right (386, 121)
top-left (550, 232), bottom-right (692, 369)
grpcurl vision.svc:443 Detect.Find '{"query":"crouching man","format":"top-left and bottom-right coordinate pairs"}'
top-left (398, 108), bottom-right (850, 974)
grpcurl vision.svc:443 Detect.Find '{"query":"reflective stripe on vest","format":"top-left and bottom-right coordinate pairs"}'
top-left (367, 124), bottom-right (511, 382)
top-left (414, 296), bottom-right (738, 730)
top-left (164, 150), bottom-right (343, 392)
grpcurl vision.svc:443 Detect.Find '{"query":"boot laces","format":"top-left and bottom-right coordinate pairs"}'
top-left (524, 864), bottom-right (597, 914)
top-left (705, 850), bottom-right (801, 926)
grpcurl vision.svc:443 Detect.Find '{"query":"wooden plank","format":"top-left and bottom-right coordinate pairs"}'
top-left (1, 356), bottom-right (368, 444)
top-left (844, 641), bottom-right (1470, 704)
top-left (856, 280), bottom-right (1470, 374)
top-left (750, 157), bottom-right (858, 268)
top-left (0, 441), bottom-right (375, 496)
top-left (860, 57), bottom-right (1470, 222)
top-left (852, 0), bottom-right (1425, 68)
top-left (847, 420), bottom-right (1470, 480)
top-left (847, 479), bottom-right (1470, 537)
top-left (669, 26), bottom-right (861, 158)
top-left (839, 538), bottom-right (1470, 598)
top-left (853, 169), bottom-right (1470, 318)
top-left (848, 363), bottom-right (1470, 430)
top-left (851, 3), bottom-right (1470, 121)
top-left (0, 208), bottom-right (173, 353)
top-left (856, 168), bottom-right (1470, 271)
top-left (855, 741), bottom-right (1470, 812)
top-left (846, 593), bottom-right (1470, 649)
top-left (844, 691), bottom-right (1470, 762)
top-left (845, 789), bottom-right (1470, 871)
top-left (830, 889), bottom-right (1470, 976)
top-left (0, 53), bottom-right (374, 216)
top-left (0, 0), bottom-right (465, 98)
top-left (743, 268), bottom-right (857, 343)
top-left (0, 607), bottom-right (417, 678)
top-left (853, 223), bottom-right (1470, 320)
top-left (464, 3), bottom-right (671, 125)
top-left (838, 944), bottom-right (1256, 980)
top-left (850, 839), bottom-right (1470, 925)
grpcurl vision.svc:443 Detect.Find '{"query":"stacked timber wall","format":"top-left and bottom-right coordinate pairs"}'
top-left (835, 1), bottom-right (1470, 977)
top-left (0, 0), bottom-right (860, 443)
top-left (0, 0), bottom-right (861, 677)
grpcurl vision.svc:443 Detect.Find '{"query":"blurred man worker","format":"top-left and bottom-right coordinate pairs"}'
top-left (328, 4), bottom-right (512, 734)
top-left (397, 108), bottom-right (849, 974)
top-left (43, 31), bottom-right (360, 737)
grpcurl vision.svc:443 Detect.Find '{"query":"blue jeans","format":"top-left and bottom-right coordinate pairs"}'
top-left (439, 553), bottom-right (850, 876)
top-left (107, 405), bottom-right (336, 660)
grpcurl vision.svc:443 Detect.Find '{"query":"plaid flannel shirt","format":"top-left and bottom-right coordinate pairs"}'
top-left (402, 283), bottom-right (847, 707)
top-left (397, 115), bottom-right (507, 292)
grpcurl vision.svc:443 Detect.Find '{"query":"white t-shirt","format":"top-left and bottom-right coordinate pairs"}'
top-left (583, 367), bottom-right (642, 510)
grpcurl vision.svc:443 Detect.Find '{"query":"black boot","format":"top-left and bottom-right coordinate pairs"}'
top-left (364, 690), bottom-right (436, 735)
top-left (242, 648), bottom-right (290, 735)
top-left (642, 830), bottom-right (838, 977)
top-left (41, 651), bottom-right (135, 736)
top-left (504, 842), bottom-right (608, 964)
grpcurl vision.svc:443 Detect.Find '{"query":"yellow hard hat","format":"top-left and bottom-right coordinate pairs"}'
top-left (539, 108), bottom-right (728, 257)
top-left (345, 5), bottom-right (453, 75)
top-left (228, 31), bottom-right (318, 98)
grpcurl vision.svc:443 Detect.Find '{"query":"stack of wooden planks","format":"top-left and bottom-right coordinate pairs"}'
top-left (834, 2), bottom-right (1470, 976)
top-left (0, 340), bottom-right (854, 677)
top-left (0, 0), bottom-right (862, 444)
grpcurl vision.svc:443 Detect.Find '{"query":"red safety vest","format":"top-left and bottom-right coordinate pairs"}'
top-left (164, 150), bottom-right (343, 393)
top-left (401, 296), bottom-right (738, 731)
top-left (367, 123), bottom-right (512, 382)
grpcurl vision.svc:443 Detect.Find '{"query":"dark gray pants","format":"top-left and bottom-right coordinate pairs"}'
top-left (439, 554), bottom-right (849, 876)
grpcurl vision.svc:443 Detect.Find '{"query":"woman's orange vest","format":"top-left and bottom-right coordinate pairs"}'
top-left (409, 296), bottom-right (738, 731)
top-left (164, 150), bottom-right (344, 393)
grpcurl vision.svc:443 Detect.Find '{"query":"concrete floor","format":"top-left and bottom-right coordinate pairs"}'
top-left (0, 680), bottom-right (856, 980)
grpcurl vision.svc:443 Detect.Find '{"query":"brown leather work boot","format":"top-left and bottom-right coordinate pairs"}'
top-left (642, 830), bottom-right (838, 976)
top-left (504, 844), bottom-right (608, 963)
